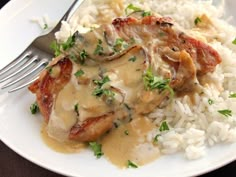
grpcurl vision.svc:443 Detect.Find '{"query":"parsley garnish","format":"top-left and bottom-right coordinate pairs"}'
top-left (74, 103), bottom-right (79, 116)
top-left (128, 56), bottom-right (136, 62)
top-left (124, 130), bottom-right (129, 135)
top-left (50, 32), bottom-right (77, 56)
top-left (30, 102), bottom-right (39, 114)
top-left (43, 23), bottom-right (48, 29)
top-left (232, 38), bottom-right (236, 45)
top-left (50, 41), bottom-right (61, 56)
top-left (208, 99), bottom-right (214, 105)
top-left (194, 17), bottom-right (202, 25)
top-left (143, 68), bottom-right (174, 96)
top-left (142, 11), bottom-right (151, 17)
top-left (89, 142), bottom-right (104, 158)
top-left (159, 121), bottom-right (170, 132)
top-left (229, 93), bottom-right (236, 98)
top-left (74, 69), bottom-right (84, 77)
top-left (92, 76), bottom-right (115, 101)
top-left (113, 38), bottom-right (128, 52)
top-left (218, 109), bottom-right (232, 117)
top-left (153, 134), bottom-right (161, 144)
top-left (125, 4), bottom-right (142, 15)
top-left (127, 160), bottom-right (138, 168)
top-left (93, 76), bottom-right (110, 87)
top-left (94, 39), bottom-right (104, 55)
top-left (79, 49), bottom-right (88, 64)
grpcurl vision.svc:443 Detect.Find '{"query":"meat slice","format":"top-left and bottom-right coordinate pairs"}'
top-left (29, 15), bottom-right (222, 142)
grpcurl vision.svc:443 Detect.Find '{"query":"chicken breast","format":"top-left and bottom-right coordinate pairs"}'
top-left (29, 15), bottom-right (221, 142)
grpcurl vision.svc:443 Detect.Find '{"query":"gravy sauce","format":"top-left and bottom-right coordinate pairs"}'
top-left (102, 117), bottom-right (160, 168)
top-left (41, 123), bottom-right (86, 153)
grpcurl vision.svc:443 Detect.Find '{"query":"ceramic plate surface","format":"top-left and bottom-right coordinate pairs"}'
top-left (0, 0), bottom-right (235, 177)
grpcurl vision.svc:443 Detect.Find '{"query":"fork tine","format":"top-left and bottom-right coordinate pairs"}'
top-left (1, 58), bottom-right (48, 89)
top-left (0, 51), bottom-right (32, 75)
top-left (8, 76), bottom-right (39, 93)
top-left (0, 55), bottom-right (38, 83)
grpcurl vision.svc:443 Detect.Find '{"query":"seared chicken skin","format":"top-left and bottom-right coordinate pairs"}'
top-left (29, 15), bottom-right (221, 142)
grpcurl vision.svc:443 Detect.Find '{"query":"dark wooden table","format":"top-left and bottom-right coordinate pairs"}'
top-left (0, 1), bottom-right (235, 177)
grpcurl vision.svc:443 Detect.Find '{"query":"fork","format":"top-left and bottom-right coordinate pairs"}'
top-left (0, 0), bottom-right (84, 93)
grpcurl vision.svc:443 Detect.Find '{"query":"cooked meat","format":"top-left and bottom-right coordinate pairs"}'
top-left (29, 15), bottom-right (221, 142)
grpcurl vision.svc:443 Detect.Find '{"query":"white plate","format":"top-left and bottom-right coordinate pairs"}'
top-left (0, 0), bottom-right (235, 177)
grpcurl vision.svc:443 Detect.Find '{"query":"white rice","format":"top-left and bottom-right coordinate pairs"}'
top-left (56, 0), bottom-right (236, 160)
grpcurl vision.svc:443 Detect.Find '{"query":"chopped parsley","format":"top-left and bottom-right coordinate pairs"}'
top-left (229, 93), bottom-right (236, 98)
top-left (125, 4), bottom-right (142, 15)
top-left (113, 38), bottom-right (128, 52)
top-left (45, 66), bottom-right (53, 74)
top-left (94, 39), bottom-right (104, 55)
top-left (30, 102), bottom-right (39, 114)
top-left (143, 68), bottom-right (174, 97)
top-left (93, 76), bottom-right (110, 88)
top-left (128, 56), bottom-right (137, 62)
top-left (124, 130), bottom-right (129, 135)
top-left (43, 23), bottom-right (48, 29)
top-left (127, 160), bottom-right (138, 168)
top-left (142, 11), bottom-right (151, 17)
top-left (74, 103), bottom-right (79, 116)
top-left (92, 76), bottom-right (115, 101)
top-left (89, 142), bottom-right (104, 158)
top-left (50, 32), bottom-right (77, 56)
top-left (208, 99), bottom-right (214, 105)
top-left (50, 41), bottom-right (61, 56)
top-left (79, 49), bottom-right (89, 64)
top-left (194, 17), bottom-right (202, 25)
top-left (159, 121), bottom-right (170, 132)
top-left (218, 109), bottom-right (232, 117)
top-left (153, 134), bottom-right (161, 144)
top-left (232, 38), bottom-right (236, 45)
top-left (74, 69), bottom-right (84, 77)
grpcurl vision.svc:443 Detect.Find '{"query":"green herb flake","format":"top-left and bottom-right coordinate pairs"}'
top-left (74, 103), bottom-right (79, 116)
top-left (94, 39), bottom-right (104, 55)
top-left (229, 93), bottom-right (236, 98)
top-left (89, 142), bottom-right (104, 158)
top-left (232, 38), bottom-right (236, 45)
top-left (125, 4), bottom-right (142, 15)
top-left (74, 69), bottom-right (84, 77)
top-left (142, 11), bottom-right (151, 17)
top-left (30, 102), bottom-right (39, 114)
top-left (46, 66), bottom-right (53, 74)
top-left (143, 68), bottom-right (174, 97)
top-left (93, 76), bottom-right (110, 87)
top-left (159, 121), bottom-right (170, 132)
top-left (218, 109), bottom-right (232, 117)
top-left (127, 160), bottom-right (138, 168)
top-left (43, 23), bottom-right (48, 29)
top-left (79, 49), bottom-right (89, 64)
top-left (128, 56), bottom-right (137, 62)
top-left (194, 17), bottom-right (202, 25)
top-left (50, 41), bottom-right (61, 56)
top-left (208, 99), bottom-right (214, 105)
top-left (50, 32), bottom-right (77, 57)
top-left (62, 33), bottom-right (76, 51)
top-left (153, 134), bottom-right (161, 144)
top-left (124, 130), bottom-right (129, 135)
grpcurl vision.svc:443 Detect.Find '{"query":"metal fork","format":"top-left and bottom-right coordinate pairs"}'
top-left (0, 0), bottom-right (84, 93)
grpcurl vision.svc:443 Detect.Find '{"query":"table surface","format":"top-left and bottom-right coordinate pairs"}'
top-left (0, 0), bottom-right (235, 177)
